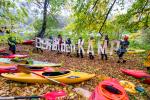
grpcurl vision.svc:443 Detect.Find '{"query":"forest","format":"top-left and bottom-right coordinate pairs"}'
top-left (0, 0), bottom-right (150, 100)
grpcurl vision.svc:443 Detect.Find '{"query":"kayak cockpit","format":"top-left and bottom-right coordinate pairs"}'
top-left (27, 66), bottom-right (44, 70)
top-left (42, 71), bottom-right (70, 76)
top-left (102, 85), bottom-right (122, 95)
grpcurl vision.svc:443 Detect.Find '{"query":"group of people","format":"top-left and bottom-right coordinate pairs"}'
top-left (0, 29), bottom-right (130, 63)
top-left (48, 34), bottom-right (129, 63)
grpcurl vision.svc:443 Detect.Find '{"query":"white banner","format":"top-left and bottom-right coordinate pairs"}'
top-left (35, 37), bottom-right (119, 55)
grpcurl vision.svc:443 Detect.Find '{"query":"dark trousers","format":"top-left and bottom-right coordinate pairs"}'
top-left (101, 50), bottom-right (107, 60)
top-left (118, 52), bottom-right (125, 58)
top-left (9, 45), bottom-right (16, 54)
top-left (89, 52), bottom-right (94, 60)
top-left (77, 49), bottom-right (83, 58)
top-left (117, 52), bottom-right (126, 63)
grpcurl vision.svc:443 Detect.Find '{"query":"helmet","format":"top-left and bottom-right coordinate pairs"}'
top-left (124, 35), bottom-right (129, 40)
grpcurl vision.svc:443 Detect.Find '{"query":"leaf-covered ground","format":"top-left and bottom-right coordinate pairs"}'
top-left (0, 45), bottom-right (150, 100)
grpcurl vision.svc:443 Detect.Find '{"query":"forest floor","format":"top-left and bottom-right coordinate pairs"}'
top-left (0, 45), bottom-right (150, 100)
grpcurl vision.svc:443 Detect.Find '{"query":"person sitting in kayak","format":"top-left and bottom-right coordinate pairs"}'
top-left (7, 31), bottom-right (17, 54)
top-left (117, 35), bottom-right (129, 63)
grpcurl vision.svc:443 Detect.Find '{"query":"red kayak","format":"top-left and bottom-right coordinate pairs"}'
top-left (0, 48), bottom-right (6, 52)
top-left (0, 54), bottom-right (28, 58)
top-left (0, 63), bottom-right (17, 73)
top-left (121, 69), bottom-right (150, 78)
top-left (0, 63), bottom-right (55, 74)
top-left (22, 40), bottom-right (35, 45)
top-left (90, 78), bottom-right (129, 100)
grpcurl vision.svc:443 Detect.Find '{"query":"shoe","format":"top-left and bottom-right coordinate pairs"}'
top-left (117, 61), bottom-right (120, 63)
top-left (123, 60), bottom-right (126, 63)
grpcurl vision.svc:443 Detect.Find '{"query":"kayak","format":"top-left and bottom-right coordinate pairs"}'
top-left (0, 62), bottom-right (55, 74)
top-left (10, 59), bottom-right (61, 67)
top-left (0, 54), bottom-right (28, 58)
top-left (0, 63), bottom-right (17, 73)
top-left (0, 58), bottom-right (11, 63)
top-left (141, 76), bottom-right (150, 85)
top-left (27, 63), bottom-right (61, 67)
top-left (144, 61), bottom-right (150, 67)
top-left (1, 71), bottom-right (95, 84)
top-left (22, 40), bottom-right (35, 45)
top-left (127, 49), bottom-right (145, 54)
top-left (90, 78), bottom-right (129, 100)
top-left (119, 80), bottom-right (136, 94)
top-left (121, 69), bottom-right (150, 78)
top-left (0, 48), bottom-right (6, 52)
top-left (121, 69), bottom-right (150, 85)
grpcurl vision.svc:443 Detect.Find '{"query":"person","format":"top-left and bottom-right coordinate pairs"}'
top-left (7, 31), bottom-right (17, 54)
top-left (66, 38), bottom-right (72, 56)
top-left (117, 35), bottom-right (129, 63)
top-left (57, 34), bottom-right (63, 54)
top-left (101, 35), bottom-right (109, 60)
top-left (77, 37), bottom-right (84, 58)
top-left (49, 35), bottom-right (53, 50)
top-left (87, 37), bottom-right (94, 60)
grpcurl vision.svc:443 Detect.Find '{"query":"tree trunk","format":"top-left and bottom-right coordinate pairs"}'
top-left (37, 0), bottom-right (48, 38)
top-left (98, 0), bottom-right (117, 33)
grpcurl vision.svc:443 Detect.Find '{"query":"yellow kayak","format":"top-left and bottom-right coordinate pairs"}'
top-left (119, 80), bottom-right (137, 94)
top-left (127, 49), bottom-right (145, 54)
top-left (144, 61), bottom-right (150, 67)
top-left (1, 71), bottom-right (95, 84)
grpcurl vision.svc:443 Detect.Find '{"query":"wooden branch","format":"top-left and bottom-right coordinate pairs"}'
top-left (98, 0), bottom-right (117, 33)
top-left (92, 0), bottom-right (99, 10)
top-left (32, 2), bottom-right (43, 8)
top-left (132, 8), bottom-right (150, 15)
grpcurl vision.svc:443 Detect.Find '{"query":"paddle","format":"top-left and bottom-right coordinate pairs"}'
top-left (17, 64), bottom-right (67, 86)
top-left (0, 90), bottom-right (66, 100)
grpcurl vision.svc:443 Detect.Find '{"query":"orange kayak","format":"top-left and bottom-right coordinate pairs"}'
top-left (90, 78), bottom-right (129, 100)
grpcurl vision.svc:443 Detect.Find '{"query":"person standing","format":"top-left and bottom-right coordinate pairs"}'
top-left (87, 37), bottom-right (94, 59)
top-left (57, 34), bottom-right (63, 53)
top-left (7, 31), bottom-right (17, 54)
top-left (101, 35), bottom-right (109, 60)
top-left (117, 35), bottom-right (130, 63)
top-left (77, 37), bottom-right (84, 58)
top-left (66, 38), bottom-right (72, 56)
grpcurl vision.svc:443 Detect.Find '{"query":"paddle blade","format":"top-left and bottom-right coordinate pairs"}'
top-left (17, 64), bottom-right (31, 74)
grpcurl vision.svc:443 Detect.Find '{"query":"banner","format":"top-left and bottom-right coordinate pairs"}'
top-left (35, 37), bottom-right (120, 55)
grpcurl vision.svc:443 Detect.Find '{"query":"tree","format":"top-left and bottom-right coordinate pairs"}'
top-left (0, 0), bottom-right (28, 27)
top-left (36, 0), bottom-right (66, 38)
top-left (37, 0), bottom-right (48, 38)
